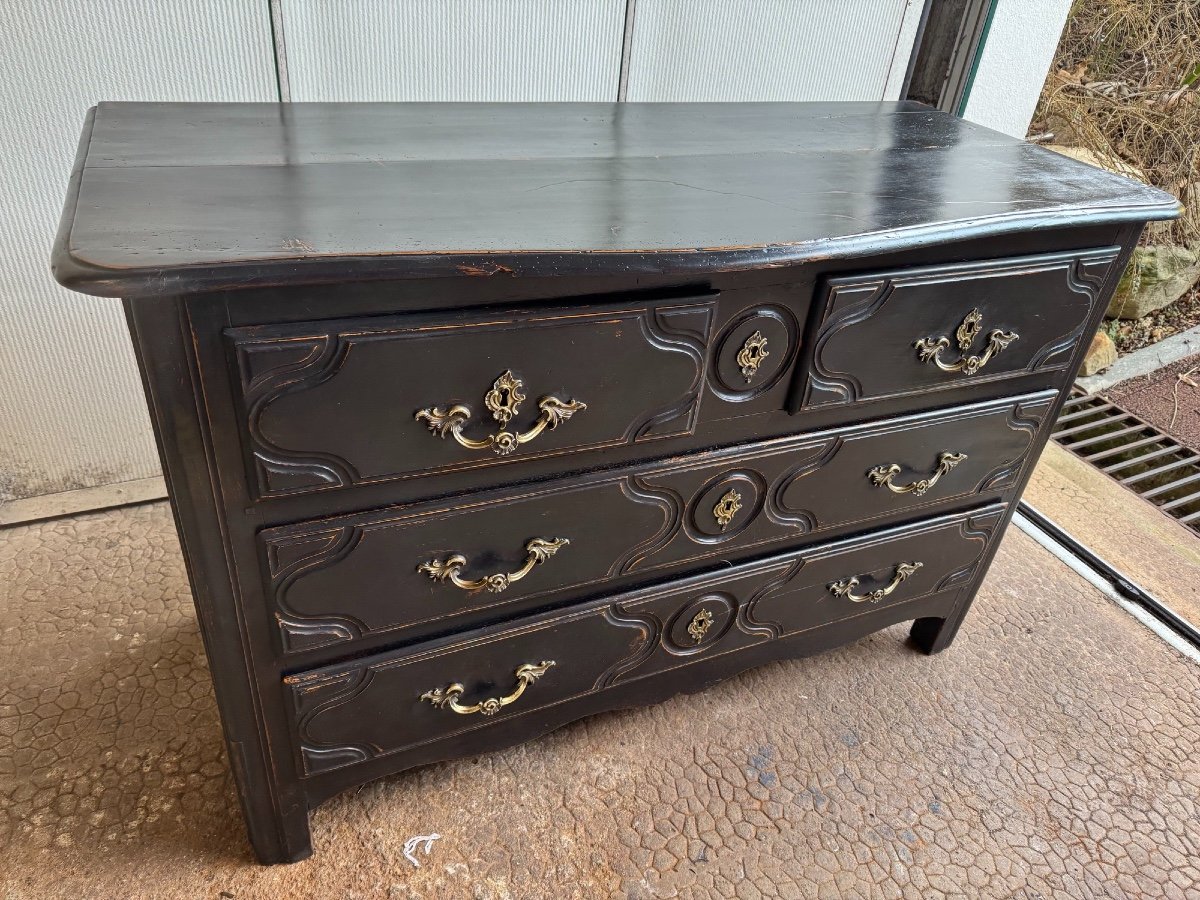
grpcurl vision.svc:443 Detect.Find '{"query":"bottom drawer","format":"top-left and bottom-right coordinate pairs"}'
top-left (286, 504), bottom-right (1005, 776)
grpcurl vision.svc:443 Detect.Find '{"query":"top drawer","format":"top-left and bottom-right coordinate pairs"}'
top-left (227, 289), bottom-right (812, 501)
top-left (800, 247), bottom-right (1122, 409)
top-left (229, 295), bottom-right (718, 499)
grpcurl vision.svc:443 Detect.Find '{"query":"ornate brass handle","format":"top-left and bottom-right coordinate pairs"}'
top-left (829, 561), bottom-right (923, 603)
top-left (868, 451), bottom-right (967, 496)
top-left (415, 370), bottom-right (586, 456)
top-left (420, 660), bottom-right (556, 717)
top-left (914, 308), bottom-right (1018, 376)
top-left (418, 537), bottom-right (569, 594)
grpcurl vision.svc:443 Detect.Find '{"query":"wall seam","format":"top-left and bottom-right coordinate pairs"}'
top-left (268, 0), bottom-right (292, 102)
top-left (617, 0), bottom-right (637, 101)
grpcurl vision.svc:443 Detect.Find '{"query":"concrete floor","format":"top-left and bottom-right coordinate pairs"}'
top-left (2, 456), bottom-right (1200, 899)
top-left (1026, 442), bottom-right (1200, 629)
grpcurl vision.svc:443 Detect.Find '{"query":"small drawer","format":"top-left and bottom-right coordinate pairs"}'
top-left (261, 393), bottom-right (1050, 654)
top-left (228, 295), bottom-right (720, 499)
top-left (285, 504), bottom-right (1004, 777)
top-left (801, 247), bottom-right (1121, 409)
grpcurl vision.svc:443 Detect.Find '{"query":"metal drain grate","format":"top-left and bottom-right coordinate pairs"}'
top-left (1053, 388), bottom-right (1200, 531)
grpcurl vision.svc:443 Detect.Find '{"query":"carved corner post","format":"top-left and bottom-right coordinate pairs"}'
top-left (908, 222), bottom-right (1144, 656)
top-left (124, 296), bottom-right (313, 863)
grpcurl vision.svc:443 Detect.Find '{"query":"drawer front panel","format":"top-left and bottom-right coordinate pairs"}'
top-left (285, 505), bottom-right (1004, 776)
top-left (262, 394), bottom-right (1049, 653)
top-left (230, 297), bottom-right (717, 499)
top-left (802, 247), bottom-right (1120, 409)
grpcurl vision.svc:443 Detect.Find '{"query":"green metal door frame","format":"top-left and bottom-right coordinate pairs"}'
top-left (904, 0), bottom-right (1000, 114)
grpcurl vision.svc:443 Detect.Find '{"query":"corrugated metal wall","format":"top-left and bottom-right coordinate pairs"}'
top-left (1, 0), bottom-right (925, 505)
top-left (625, 0), bottom-right (923, 101)
top-left (0, 2), bottom-right (277, 502)
top-left (281, 0), bottom-right (628, 101)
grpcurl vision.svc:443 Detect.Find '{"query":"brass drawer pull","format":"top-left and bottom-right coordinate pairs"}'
top-left (416, 370), bottom-right (586, 456)
top-left (421, 660), bottom-right (556, 717)
top-left (914, 308), bottom-right (1018, 376)
top-left (829, 561), bottom-right (923, 603)
top-left (868, 451), bottom-right (967, 496)
top-left (418, 537), bottom-right (569, 594)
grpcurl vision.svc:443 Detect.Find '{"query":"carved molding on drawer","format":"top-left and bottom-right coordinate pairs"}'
top-left (612, 476), bottom-right (685, 576)
top-left (1029, 254), bottom-right (1120, 371)
top-left (231, 301), bottom-right (715, 499)
top-left (709, 304), bottom-right (800, 402)
top-left (682, 469), bottom-right (768, 544)
top-left (975, 398), bottom-right (1052, 493)
top-left (737, 559), bottom-right (807, 641)
top-left (803, 248), bottom-right (1121, 409)
top-left (236, 335), bottom-right (361, 495)
top-left (621, 306), bottom-right (711, 442)
top-left (275, 615), bottom-right (360, 654)
top-left (266, 526), bottom-right (369, 652)
top-left (600, 566), bottom-right (800, 691)
top-left (593, 605), bottom-right (662, 689)
top-left (767, 437), bottom-right (841, 530)
top-left (931, 509), bottom-right (1002, 594)
top-left (289, 668), bottom-right (377, 776)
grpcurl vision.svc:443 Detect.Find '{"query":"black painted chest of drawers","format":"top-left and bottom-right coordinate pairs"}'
top-left (52, 101), bottom-right (1178, 863)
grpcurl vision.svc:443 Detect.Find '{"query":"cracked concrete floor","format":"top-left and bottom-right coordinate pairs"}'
top-left (3, 464), bottom-right (1200, 898)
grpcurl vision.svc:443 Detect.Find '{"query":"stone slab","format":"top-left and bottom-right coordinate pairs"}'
top-left (1077, 322), bottom-right (1200, 394)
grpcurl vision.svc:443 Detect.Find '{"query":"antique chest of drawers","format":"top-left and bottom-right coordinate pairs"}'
top-left (52, 101), bottom-right (1178, 863)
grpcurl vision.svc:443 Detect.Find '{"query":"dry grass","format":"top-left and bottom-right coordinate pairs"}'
top-left (1031, 0), bottom-right (1200, 246)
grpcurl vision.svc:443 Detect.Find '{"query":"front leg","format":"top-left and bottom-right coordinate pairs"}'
top-left (909, 614), bottom-right (962, 655)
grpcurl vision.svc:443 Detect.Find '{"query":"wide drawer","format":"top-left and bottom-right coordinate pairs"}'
top-left (262, 393), bottom-right (1050, 654)
top-left (285, 504), bottom-right (1004, 776)
top-left (230, 291), bottom-right (812, 501)
top-left (801, 247), bottom-right (1121, 409)
top-left (228, 295), bottom-right (718, 498)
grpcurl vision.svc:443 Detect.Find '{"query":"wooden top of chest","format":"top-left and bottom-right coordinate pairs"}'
top-left (53, 101), bottom-right (1179, 298)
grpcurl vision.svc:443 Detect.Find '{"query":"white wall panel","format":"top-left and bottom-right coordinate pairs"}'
top-left (0, 2), bottom-right (277, 501)
top-left (282, 0), bottom-right (626, 101)
top-left (627, 0), bottom-right (924, 102)
top-left (962, 0), bottom-right (1073, 137)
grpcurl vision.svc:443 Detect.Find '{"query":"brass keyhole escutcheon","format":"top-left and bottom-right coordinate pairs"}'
top-left (484, 370), bottom-right (525, 427)
top-left (687, 609), bottom-right (715, 644)
top-left (713, 488), bottom-right (743, 531)
top-left (736, 331), bottom-right (770, 383)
